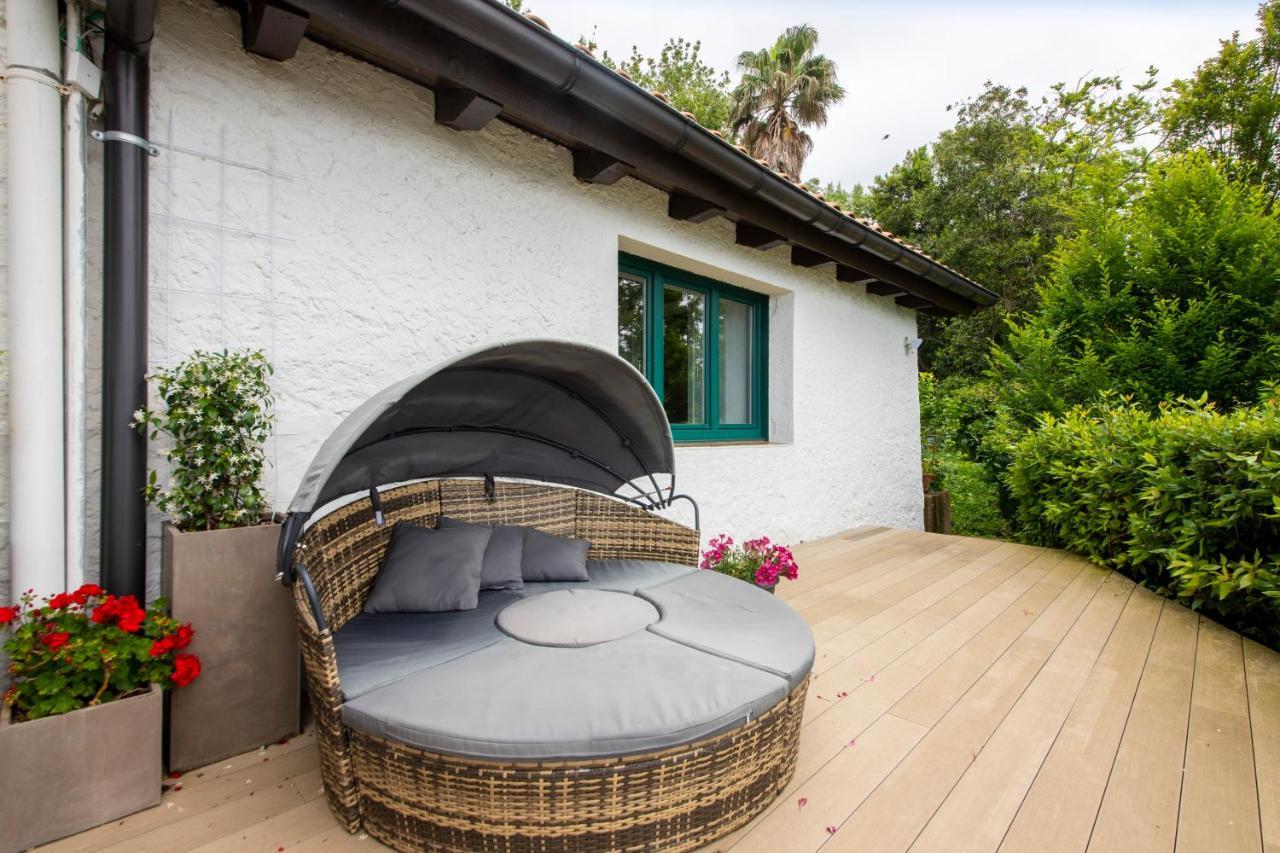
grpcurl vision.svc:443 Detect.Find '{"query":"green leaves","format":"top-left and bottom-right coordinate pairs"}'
top-left (134, 349), bottom-right (275, 532)
top-left (1006, 394), bottom-right (1280, 646)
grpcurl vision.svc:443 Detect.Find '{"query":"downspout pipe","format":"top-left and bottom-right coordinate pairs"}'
top-left (6, 0), bottom-right (66, 600)
top-left (101, 0), bottom-right (157, 600)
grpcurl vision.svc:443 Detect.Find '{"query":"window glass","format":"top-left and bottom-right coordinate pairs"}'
top-left (719, 299), bottom-right (754, 424)
top-left (617, 273), bottom-right (646, 373)
top-left (662, 285), bottom-right (705, 425)
top-left (618, 254), bottom-right (766, 441)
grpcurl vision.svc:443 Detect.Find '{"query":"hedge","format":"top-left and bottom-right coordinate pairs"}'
top-left (1005, 391), bottom-right (1280, 645)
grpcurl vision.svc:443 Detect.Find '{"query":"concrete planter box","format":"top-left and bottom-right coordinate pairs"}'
top-left (163, 523), bottom-right (299, 772)
top-left (0, 684), bottom-right (162, 852)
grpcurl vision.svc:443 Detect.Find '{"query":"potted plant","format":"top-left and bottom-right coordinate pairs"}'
top-left (0, 587), bottom-right (200, 850)
top-left (700, 535), bottom-right (799, 593)
top-left (134, 349), bottom-right (299, 772)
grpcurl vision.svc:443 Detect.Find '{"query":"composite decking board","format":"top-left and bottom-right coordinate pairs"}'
top-left (1176, 618), bottom-right (1264, 853)
top-left (803, 544), bottom-right (1040, 725)
top-left (784, 533), bottom-right (953, 613)
top-left (997, 585), bottom-right (1164, 853)
top-left (821, 566), bottom-right (1110, 853)
top-left (731, 714), bottom-right (929, 853)
top-left (1246, 639), bottom-right (1280, 853)
top-left (1087, 600), bottom-right (1200, 853)
top-left (35, 530), bottom-right (1280, 853)
top-left (722, 547), bottom-right (1078, 851)
top-left (908, 573), bottom-right (1135, 853)
top-left (807, 538), bottom-right (1004, 675)
top-left (778, 533), bottom-right (924, 605)
top-left (790, 548), bottom-right (1080, 786)
top-left (37, 743), bottom-right (323, 853)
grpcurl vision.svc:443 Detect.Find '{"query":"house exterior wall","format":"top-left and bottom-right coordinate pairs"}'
top-left (64, 0), bottom-right (924, 597)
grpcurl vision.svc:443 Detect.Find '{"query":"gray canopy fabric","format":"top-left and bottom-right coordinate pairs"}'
top-left (288, 340), bottom-right (676, 514)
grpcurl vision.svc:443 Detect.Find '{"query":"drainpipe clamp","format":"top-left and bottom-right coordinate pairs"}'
top-left (91, 128), bottom-right (160, 157)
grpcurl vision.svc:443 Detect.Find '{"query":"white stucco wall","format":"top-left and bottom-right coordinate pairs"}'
top-left (70, 0), bottom-right (924, 596)
top-left (0, 0), bottom-right (10, 600)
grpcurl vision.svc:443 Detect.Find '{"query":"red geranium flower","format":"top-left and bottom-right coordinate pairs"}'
top-left (172, 624), bottom-right (194, 649)
top-left (48, 593), bottom-right (77, 610)
top-left (150, 637), bottom-right (174, 657)
top-left (70, 583), bottom-right (104, 606)
top-left (0, 605), bottom-right (18, 625)
top-left (92, 594), bottom-right (146, 633)
top-left (40, 631), bottom-right (71, 650)
top-left (171, 653), bottom-right (201, 687)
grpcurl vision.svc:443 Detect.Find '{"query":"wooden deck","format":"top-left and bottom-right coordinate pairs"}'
top-left (38, 529), bottom-right (1280, 853)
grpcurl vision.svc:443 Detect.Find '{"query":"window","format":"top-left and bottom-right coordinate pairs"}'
top-left (618, 253), bottom-right (767, 442)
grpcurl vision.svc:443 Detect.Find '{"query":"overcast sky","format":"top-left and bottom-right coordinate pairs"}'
top-left (528, 0), bottom-right (1260, 188)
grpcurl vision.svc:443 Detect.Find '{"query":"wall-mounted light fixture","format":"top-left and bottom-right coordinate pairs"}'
top-left (904, 337), bottom-right (924, 355)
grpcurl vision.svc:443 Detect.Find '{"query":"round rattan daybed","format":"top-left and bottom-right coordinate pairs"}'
top-left (278, 340), bottom-right (813, 852)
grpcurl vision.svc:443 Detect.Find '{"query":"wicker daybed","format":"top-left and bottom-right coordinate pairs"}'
top-left (278, 340), bottom-right (814, 852)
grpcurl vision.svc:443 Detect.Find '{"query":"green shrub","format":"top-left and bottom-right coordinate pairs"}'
top-left (1006, 391), bottom-right (1280, 645)
top-left (937, 452), bottom-right (1007, 539)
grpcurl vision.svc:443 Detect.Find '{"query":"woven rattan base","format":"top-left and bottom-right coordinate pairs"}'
top-left (349, 677), bottom-right (807, 853)
top-left (290, 479), bottom-right (804, 851)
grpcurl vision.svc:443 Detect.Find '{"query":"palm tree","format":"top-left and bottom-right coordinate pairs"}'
top-left (729, 25), bottom-right (846, 180)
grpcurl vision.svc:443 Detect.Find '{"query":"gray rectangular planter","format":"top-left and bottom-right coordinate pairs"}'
top-left (162, 522), bottom-right (300, 772)
top-left (0, 684), bottom-right (162, 852)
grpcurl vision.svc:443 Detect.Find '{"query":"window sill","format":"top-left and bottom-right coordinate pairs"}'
top-left (674, 439), bottom-right (777, 449)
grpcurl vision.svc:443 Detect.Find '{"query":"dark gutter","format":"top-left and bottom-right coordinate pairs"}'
top-left (100, 0), bottom-right (157, 600)
top-left (394, 0), bottom-right (997, 310)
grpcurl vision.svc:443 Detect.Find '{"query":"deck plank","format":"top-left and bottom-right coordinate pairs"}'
top-left (1087, 601), bottom-right (1200, 853)
top-left (1176, 618), bottom-right (1263, 853)
top-left (997, 585), bottom-right (1163, 853)
top-left (909, 573), bottom-right (1134, 853)
top-left (33, 530), bottom-right (1280, 853)
top-left (820, 566), bottom-right (1110, 853)
top-left (1246, 639), bottom-right (1280, 853)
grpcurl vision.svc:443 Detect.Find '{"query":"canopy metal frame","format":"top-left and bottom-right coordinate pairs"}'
top-left (277, 340), bottom-right (696, 585)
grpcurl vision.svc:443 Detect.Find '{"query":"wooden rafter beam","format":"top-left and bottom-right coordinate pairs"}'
top-left (572, 149), bottom-right (634, 185)
top-left (434, 88), bottom-right (503, 131)
top-left (243, 1), bottom-right (310, 61)
top-left (836, 264), bottom-right (876, 285)
top-left (867, 281), bottom-right (908, 297)
top-left (292, 0), bottom-right (975, 314)
top-left (668, 193), bottom-right (724, 223)
top-left (791, 246), bottom-right (831, 268)
top-left (896, 295), bottom-right (933, 309)
top-left (735, 222), bottom-right (786, 251)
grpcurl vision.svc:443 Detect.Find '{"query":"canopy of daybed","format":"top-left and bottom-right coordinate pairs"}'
top-left (288, 339), bottom-right (676, 515)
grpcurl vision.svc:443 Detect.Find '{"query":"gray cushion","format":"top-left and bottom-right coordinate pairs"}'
top-left (340, 633), bottom-right (789, 759)
top-left (437, 516), bottom-right (525, 591)
top-left (520, 527), bottom-right (591, 582)
top-left (640, 570), bottom-right (815, 688)
top-left (364, 523), bottom-right (491, 614)
top-left (497, 589), bottom-right (659, 647)
top-left (517, 559), bottom-right (696, 596)
top-left (334, 590), bottom-right (518, 700)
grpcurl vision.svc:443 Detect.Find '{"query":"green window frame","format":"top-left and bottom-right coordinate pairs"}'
top-left (618, 252), bottom-right (768, 442)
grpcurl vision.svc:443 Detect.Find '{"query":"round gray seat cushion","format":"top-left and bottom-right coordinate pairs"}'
top-left (336, 561), bottom-right (816, 760)
top-left (497, 588), bottom-right (659, 646)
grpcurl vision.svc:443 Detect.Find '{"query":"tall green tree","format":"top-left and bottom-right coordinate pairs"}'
top-left (864, 75), bottom-right (1159, 378)
top-left (605, 39), bottom-right (733, 131)
top-left (1164, 0), bottom-right (1280, 205)
top-left (991, 154), bottom-right (1280, 421)
top-left (728, 24), bottom-right (845, 180)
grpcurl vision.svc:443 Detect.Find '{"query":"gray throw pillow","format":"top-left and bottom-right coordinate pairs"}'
top-left (520, 527), bottom-right (592, 582)
top-left (436, 516), bottom-right (525, 591)
top-left (364, 523), bottom-right (491, 613)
